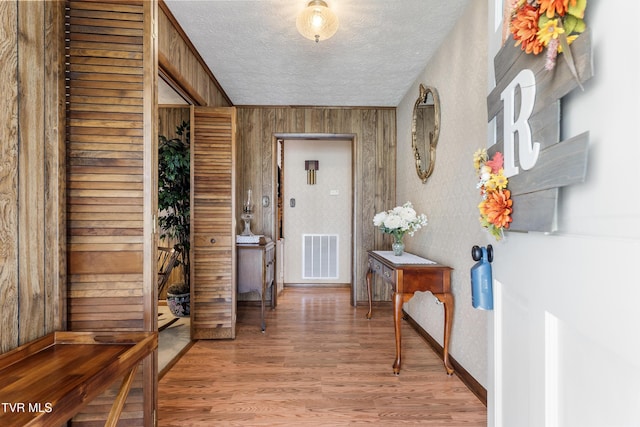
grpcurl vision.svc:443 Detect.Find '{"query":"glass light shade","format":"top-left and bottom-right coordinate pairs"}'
top-left (296, 0), bottom-right (339, 43)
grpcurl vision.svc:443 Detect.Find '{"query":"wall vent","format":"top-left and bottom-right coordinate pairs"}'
top-left (302, 234), bottom-right (338, 279)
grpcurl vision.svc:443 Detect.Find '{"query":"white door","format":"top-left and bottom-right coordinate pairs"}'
top-left (485, 3), bottom-right (545, 423)
top-left (282, 138), bottom-right (352, 285)
top-left (487, 2), bottom-right (640, 426)
top-left (489, 235), bottom-right (640, 427)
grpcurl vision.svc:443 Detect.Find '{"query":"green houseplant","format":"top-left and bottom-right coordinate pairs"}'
top-left (158, 121), bottom-right (190, 316)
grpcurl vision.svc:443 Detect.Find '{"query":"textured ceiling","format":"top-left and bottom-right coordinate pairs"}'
top-left (163, 0), bottom-right (471, 107)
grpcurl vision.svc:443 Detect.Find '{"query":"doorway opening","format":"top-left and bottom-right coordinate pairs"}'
top-left (157, 72), bottom-right (193, 375)
top-left (274, 134), bottom-right (356, 303)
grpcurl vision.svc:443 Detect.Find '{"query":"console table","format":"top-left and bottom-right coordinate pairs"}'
top-left (0, 331), bottom-right (156, 426)
top-left (366, 250), bottom-right (453, 375)
top-left (237, 241), bottom-right (275, 331)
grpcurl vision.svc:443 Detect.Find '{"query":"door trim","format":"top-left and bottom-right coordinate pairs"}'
top-left (272, 133), bottom-right (358, 305)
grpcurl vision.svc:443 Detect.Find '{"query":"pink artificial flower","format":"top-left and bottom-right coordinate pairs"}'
top-left (485, 152), bottom-right (504, 174)
top-left (545, 38), bottom-right (559, 70)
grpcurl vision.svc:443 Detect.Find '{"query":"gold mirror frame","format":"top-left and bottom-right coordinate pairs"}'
top-left (411, 84), bottom-right (440, 183)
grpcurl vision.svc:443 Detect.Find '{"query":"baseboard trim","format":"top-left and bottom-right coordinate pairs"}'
top-left (403, 309), bottom-right (487, 407)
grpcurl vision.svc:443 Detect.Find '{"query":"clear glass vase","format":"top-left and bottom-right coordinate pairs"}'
top-left (392, 233), bottom-right (405, 256)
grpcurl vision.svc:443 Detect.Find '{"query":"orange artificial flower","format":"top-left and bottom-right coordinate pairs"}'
top-left (479, 189), bottom-right (513, 229)
top-left (538, 0), bottom-right (576, 19)
top-left (510, 4), bottom-right (544, 55)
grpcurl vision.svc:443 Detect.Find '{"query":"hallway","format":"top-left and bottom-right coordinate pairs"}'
top-left (158, 287), bottom-right (486, 425)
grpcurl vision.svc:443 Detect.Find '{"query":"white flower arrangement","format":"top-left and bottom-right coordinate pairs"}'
top-left (373, 201), bottom-right (428, 239)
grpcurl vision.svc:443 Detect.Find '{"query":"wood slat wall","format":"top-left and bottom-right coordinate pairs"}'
top-left (236, 107), bottom-right (397, 303)
top-left (67, 0), bottom-right (146, 331)
top-left (191, 107), bottom-right (237, 339)
top-left (0, 0), bottom-right (66, 353)
top-left (66, 1), bottom-right (155, 425)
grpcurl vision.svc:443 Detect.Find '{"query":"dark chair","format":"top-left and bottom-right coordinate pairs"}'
top-left (158, 247), bottom-right (180, 296)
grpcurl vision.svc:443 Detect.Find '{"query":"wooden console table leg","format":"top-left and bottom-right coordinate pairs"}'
top-left (365, 268), bottom-right (373, 319)
top-left (104, 365), bottom-right (138, 427)
top-left (392, 291), bottom-right (403, 375)
top-left (271, 280), bottom-right (276, 309)
top-left (434, 292), bottom-right (454, 375)
top-left (261, 281), bottom-right (266, 332)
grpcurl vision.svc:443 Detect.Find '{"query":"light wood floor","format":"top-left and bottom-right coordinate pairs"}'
top-left (158, 287), bottom-right (487, 426)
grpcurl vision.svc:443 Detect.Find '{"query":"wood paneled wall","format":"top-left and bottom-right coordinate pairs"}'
top-left (237, 107), bottom-right (397, 303)
top-left (65, 1), bottom-right (156, 425)
top-left (0, 0), bottom-right (66, 353)
top-left (158, 1), bottom-right (231, 107)
top-left (159, 106), bottom-right (190, 141)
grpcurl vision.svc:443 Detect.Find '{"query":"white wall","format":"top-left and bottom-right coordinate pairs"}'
top-left (396, 0), bottom-right (490, 386)
top-left (283, 139), bottom-right (352, 284)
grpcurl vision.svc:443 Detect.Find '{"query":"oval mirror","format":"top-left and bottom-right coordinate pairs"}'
top-left (411, 84), bottom-right (440, 183)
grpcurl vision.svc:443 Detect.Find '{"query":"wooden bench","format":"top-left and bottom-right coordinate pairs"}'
top-left (0, 331), bottom-right (157, 427)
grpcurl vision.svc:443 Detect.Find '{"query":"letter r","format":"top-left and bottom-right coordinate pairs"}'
top-left (500, 68), bottom-right (540, 177)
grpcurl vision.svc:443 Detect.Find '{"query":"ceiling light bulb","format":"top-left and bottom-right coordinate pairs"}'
top-left (311, 12), bottom-right (324, 28)
top-left (296, 0), bottom-right (339, 43)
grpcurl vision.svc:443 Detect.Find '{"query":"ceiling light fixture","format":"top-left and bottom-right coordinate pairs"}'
top-left (296, 0), bottom-right (339, 43)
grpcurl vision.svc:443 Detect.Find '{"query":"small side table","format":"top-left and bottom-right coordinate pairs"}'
top-left (366, 250), bottom-right (454, 375)
top-left (237, 241), bottom-right (275, 331)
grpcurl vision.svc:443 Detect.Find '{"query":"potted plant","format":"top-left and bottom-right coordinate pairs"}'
top-left (166, 281), bottom-right (190, 318)
top-left (158, 121), bottom-right (191, 317)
